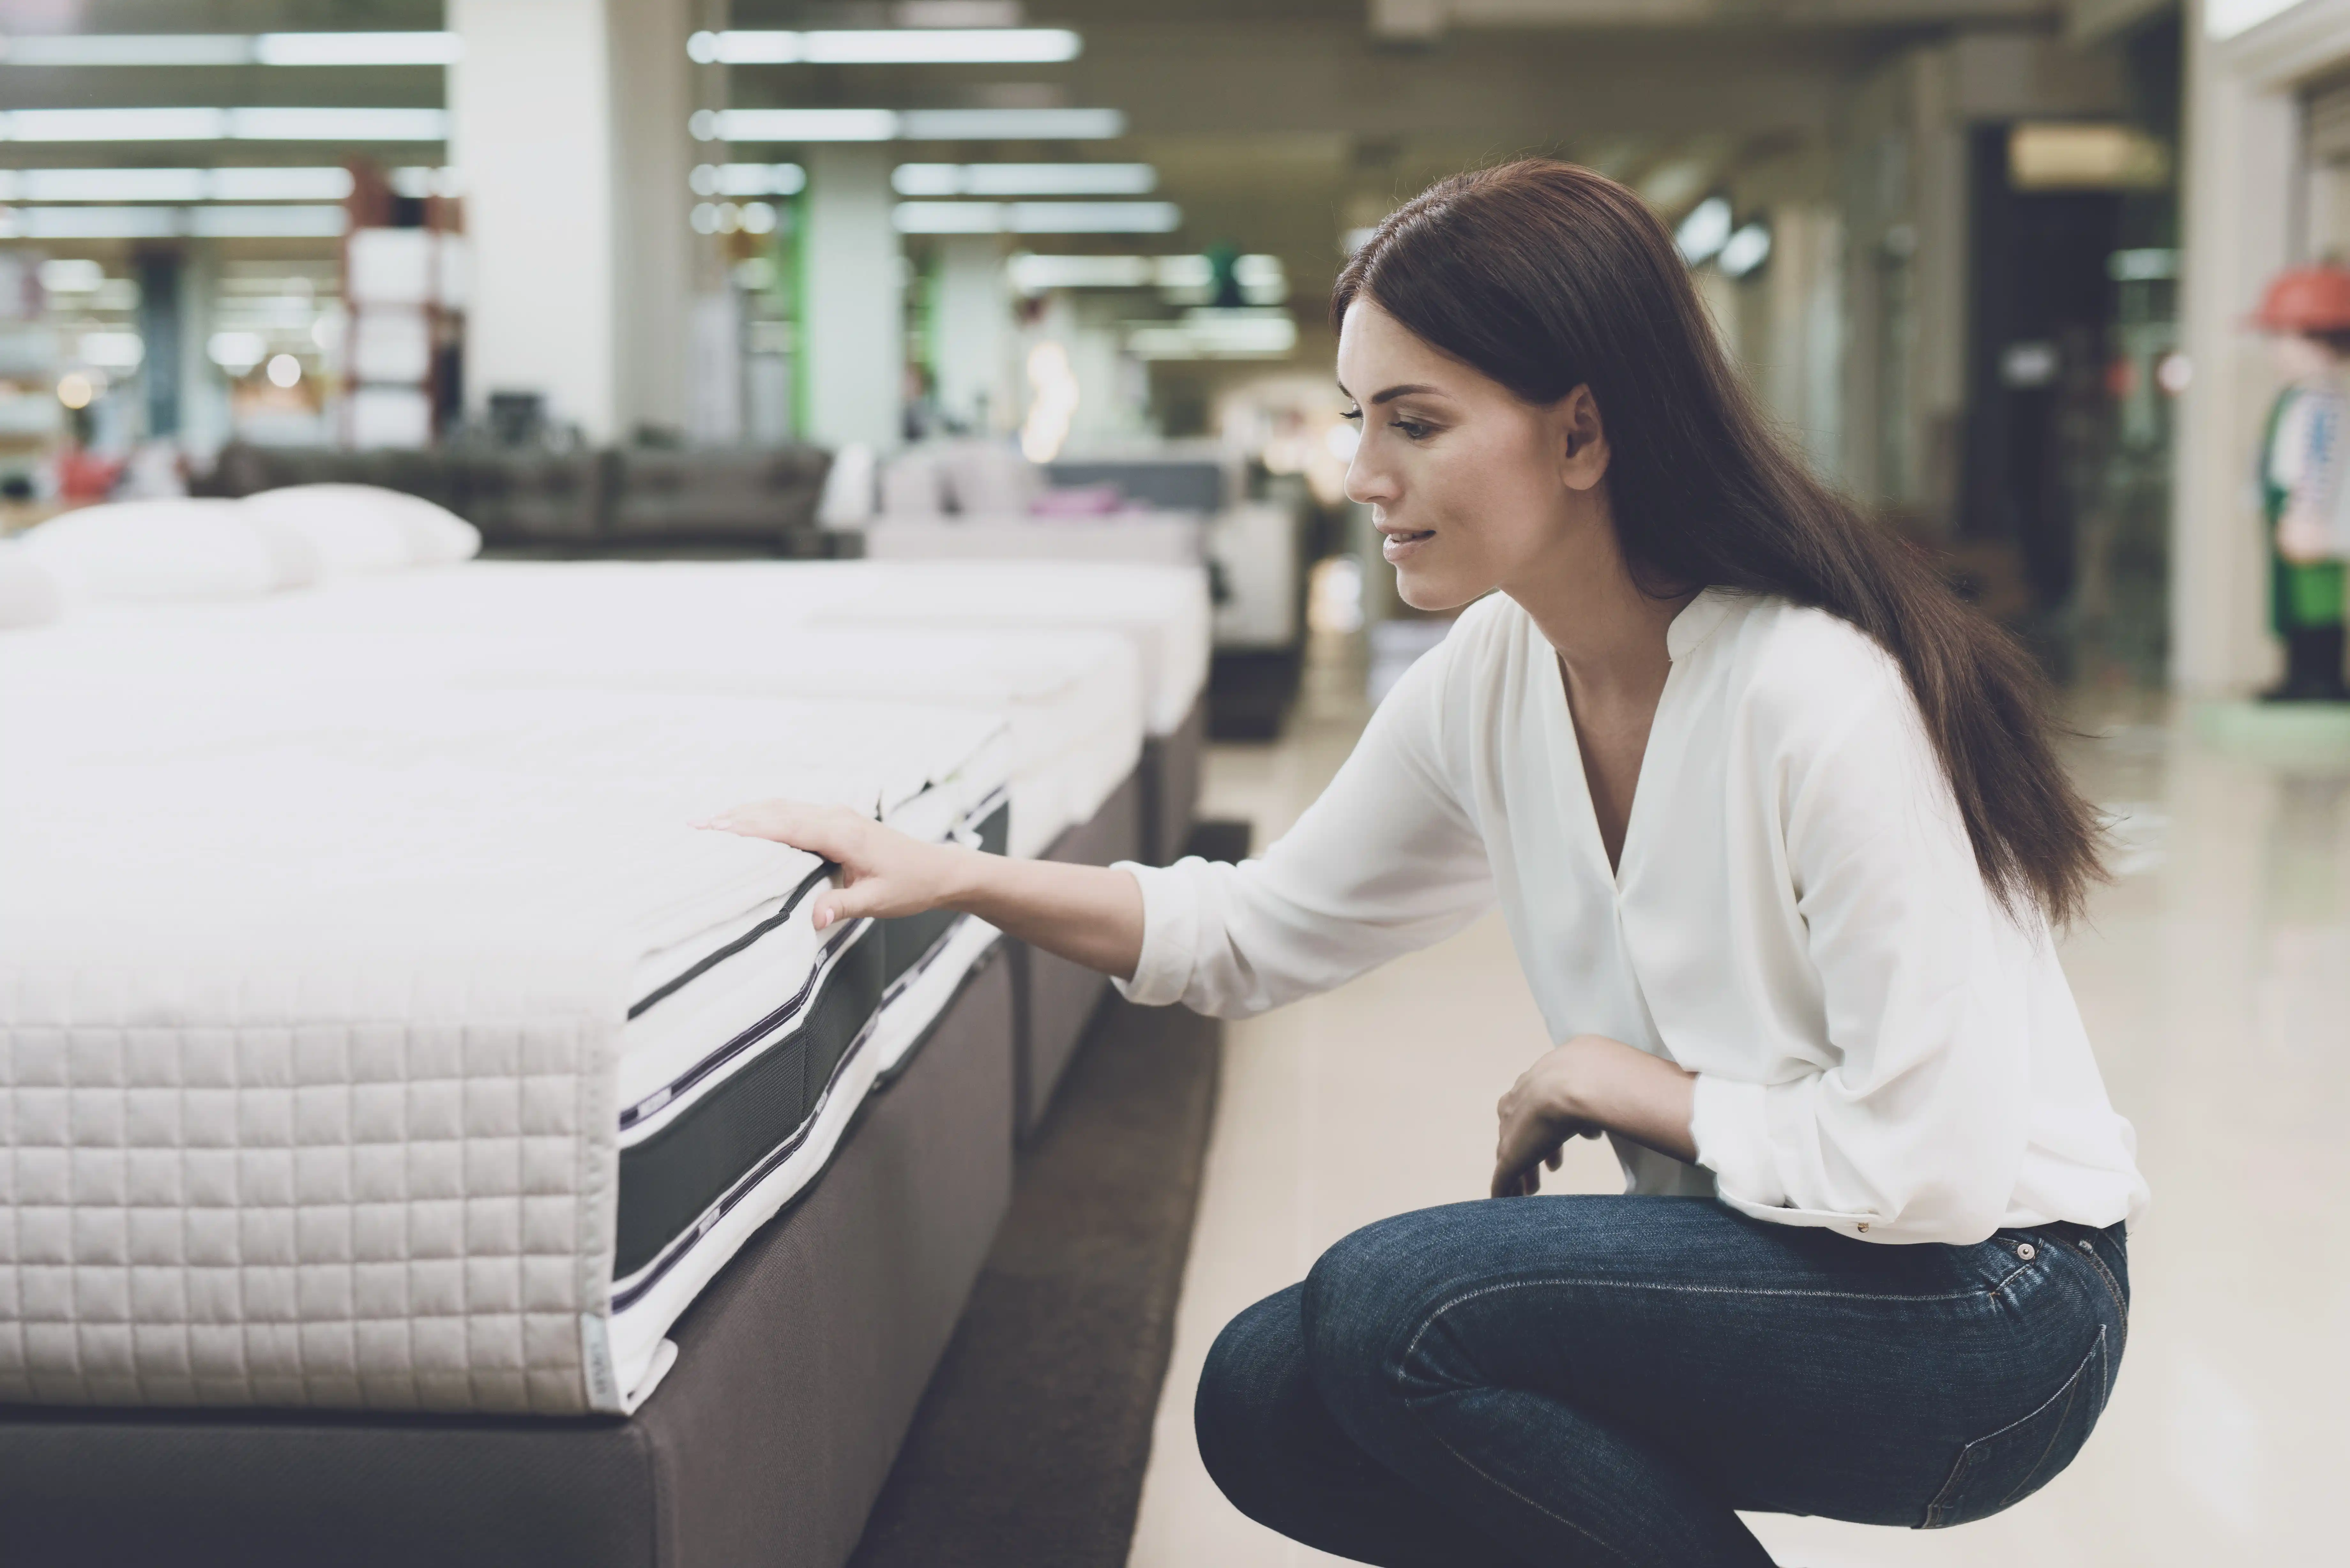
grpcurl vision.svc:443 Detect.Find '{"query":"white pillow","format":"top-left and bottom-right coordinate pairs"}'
top-left (0, 539), bottom-right (65, 629)
top-left (239, 485), bottom-right (411, 574)
top-left (20, 498), bottom-right (322, 602)
top-left (240, 483), bottom-right (480, 571)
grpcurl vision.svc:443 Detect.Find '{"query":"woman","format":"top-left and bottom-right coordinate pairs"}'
top-left (704, 161), bottom-right (2147, 1564)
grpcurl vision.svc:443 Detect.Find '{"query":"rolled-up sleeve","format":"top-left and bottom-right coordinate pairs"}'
top-left (1690, 676), bottom-right (2034, 1244)
top-left (1111, 632), bottom-right (1496, 1019)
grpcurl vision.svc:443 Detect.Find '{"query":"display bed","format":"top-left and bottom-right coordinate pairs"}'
top-left (0, 670), bottom-right (1015, 1415)
top-left (0, 951), bottom-right (1018, 1568)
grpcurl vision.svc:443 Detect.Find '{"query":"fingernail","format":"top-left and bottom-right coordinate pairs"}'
top-left (813, 908), bottom-right (830, 930)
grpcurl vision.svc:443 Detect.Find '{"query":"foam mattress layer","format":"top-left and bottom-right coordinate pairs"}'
top-left (140, 557), bottom-right (1213, 740)
top-left (27, 594), bottom-right (1143, 857)
top-left (0, 669), bottom-right (1013, 1416)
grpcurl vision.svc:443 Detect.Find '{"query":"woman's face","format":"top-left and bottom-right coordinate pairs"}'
top-left (1336, 297), bottom-right (1608, 613)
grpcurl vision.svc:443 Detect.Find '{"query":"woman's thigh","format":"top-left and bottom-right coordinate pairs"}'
top-left (1299, 1195), bottom-right (2125, 1529)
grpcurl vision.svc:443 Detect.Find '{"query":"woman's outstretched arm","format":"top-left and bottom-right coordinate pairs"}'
top-left (696, 800), bottom-right (1145, 980)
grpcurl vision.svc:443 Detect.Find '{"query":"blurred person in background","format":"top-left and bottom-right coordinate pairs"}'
top-left (2254, 265), bottom-right (2350, 703)
top-left (705, 161), bottom-right (2146, 1567)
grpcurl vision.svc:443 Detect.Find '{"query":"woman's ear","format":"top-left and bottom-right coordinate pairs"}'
top-left (1557, 385), bottom-right (1610, 492)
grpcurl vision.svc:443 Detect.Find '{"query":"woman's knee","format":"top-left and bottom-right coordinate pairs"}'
top-left (1194, 1284), bottom-right (1314, 1514)
top-left (1299, 1206), bottom-right (1470, 1413)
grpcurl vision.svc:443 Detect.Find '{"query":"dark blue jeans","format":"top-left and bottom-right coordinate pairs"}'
top-left (1196, 1195), bottom-right (2127, 1566)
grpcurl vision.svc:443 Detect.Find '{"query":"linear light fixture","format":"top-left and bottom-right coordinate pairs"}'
top-left (894, 200), bottom-right (1179, 234)
top-left (691, 163), bottom-right (807, 197)
top-left (686, 29), bottom-right (1080, 64)
top-left (0, 32), bottom-right (460, 66)
top-left (0, 166), bottom-right (355, 202)
top-left (892, 162), bottom-right (1155, 196)
top-left (698, 107), bottom-right (1123, 143)
top-left (1126, 309), bottom-right (1297, 361)
top-left (0, 204), bottom-right (348, 240)
top-left (1006, 250), bottom-right (1286, 302)
top-left (0, 108), bottom-right (447, 142)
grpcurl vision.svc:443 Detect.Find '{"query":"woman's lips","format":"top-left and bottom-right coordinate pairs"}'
top-left (1381, 528), bottom-right (1435, 563)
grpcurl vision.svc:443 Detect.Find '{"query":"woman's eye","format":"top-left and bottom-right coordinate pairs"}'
top-left (1339, 408), bottom-right (1362, 423)
top-left (1393, 419), bottom-right (1432, 441)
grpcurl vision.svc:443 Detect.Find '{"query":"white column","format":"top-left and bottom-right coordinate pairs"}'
top-left (2173, 7), bottom-right (2299, 694)
top-left (802, 144), bottom-right (905, 453)
top-left (448, 0), bottom-right (697, 444)
top-left (932, 235), bottom-right (1009, 435)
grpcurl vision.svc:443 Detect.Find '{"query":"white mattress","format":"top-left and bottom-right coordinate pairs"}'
top-left (10, 606), bottom-right (1140, 860)
top-left (0, 663), bottom-right (1014, 1415)
top-left (157, 557), bottom-right (1213, 740)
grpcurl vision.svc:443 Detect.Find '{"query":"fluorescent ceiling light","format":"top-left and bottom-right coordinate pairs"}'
top-left (687, 29), bottom-right (1080, 65)
top-left (893, 162), bottom-right (1155, 196)
top-left (192, 204), bottom-right (348, 237)
top-left (0, 204), bottom-right (347, 240)
top-left (0, 166), bottom-right (355, 202)
top-left (695, 107), bottom-right (1123, 143)
top-left (0, 32), bottom-right (457, 66)
top-left (1717, 222), bottom-right (1771, 280)
top-left (228, 108), bottom-right (448, 141)
top-left (692, 162), bottom-right (807, 197)
top-left (1126, 309), bottom-right (1297, 361)
top-left (254, 32), bottom-right (461, 66)
top-left (699, 108), bottom-right (901, 142)
top-left (211, 166), bottom-right (356, 200)
top-left (899, 108), bottom-right (1123, 139)
top-left (0, 107), bottom-right (444, 143)
top-left (3, 108), bottom-right (231, 142)
top-left (0, 34), bottom-right (253, 66)
top-left (894, 200), bottom-right (1179, 234)
top-left (1005, 250), bottom-right (1286, 300)
top-left (1674, 196), bottom-right (1732, 265)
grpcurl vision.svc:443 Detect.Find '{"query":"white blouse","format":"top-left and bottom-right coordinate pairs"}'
top-left (1118, 589), bottom-right (2148, 1245)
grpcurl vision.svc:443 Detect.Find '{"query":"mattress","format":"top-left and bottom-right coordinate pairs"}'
top-left (0, 672), bottom-right (1015, 1416)
top-left (11, 609), bottom-right (1139, 861)
top-left (151, 557), bottom-right (1213, 741)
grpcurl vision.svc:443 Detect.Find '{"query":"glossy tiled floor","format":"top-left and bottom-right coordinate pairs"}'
top-left (1126, 636), bottom-right (2347, 1567)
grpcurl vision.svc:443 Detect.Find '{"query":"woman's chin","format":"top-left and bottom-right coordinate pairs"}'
top-left (1394, 564), bottom-right (1479, 614)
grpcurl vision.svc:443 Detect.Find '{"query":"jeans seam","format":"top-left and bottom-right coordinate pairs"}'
top-left (1920, 1323), bottom-right (2104, 1528)
top-left (1401, 1273), bottom-right (2015, 1372)
top-left (2063, 1241), bottom-right (2130, 1376)
top-left (1410, 1414), bottom-right (1642, 1568)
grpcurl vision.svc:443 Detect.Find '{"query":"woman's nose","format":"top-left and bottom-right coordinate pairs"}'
top-left (1344, 449), bottom-right (1394, 508)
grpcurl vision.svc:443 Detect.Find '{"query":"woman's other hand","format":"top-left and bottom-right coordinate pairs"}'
top-left (696, 800), bottom-right (967, 930)
top-left (1491, 1033), bottom-right (1699, 1197)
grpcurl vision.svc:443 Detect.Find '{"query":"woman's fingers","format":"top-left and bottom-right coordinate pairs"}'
top-left (696, 800), bottom-right (868, 862)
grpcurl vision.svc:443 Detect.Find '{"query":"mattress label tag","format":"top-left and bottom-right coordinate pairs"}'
top-left (580, 1312), bottom-right (622, 1414)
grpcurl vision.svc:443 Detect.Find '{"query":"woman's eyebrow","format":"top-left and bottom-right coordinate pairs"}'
top-left (1368, 383), bottom-right (1443, 405)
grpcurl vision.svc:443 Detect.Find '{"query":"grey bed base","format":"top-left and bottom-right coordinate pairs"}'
top-left (1138, 692), bottom-right (1206, 870)
top-left (0, 950), bottom-right (1018, 1568)
top-left (1014, 768), bottom-right (1142, 1140)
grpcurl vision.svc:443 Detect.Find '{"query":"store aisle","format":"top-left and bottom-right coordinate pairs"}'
top-left (1126, 641), bottom-right (2346, 1567)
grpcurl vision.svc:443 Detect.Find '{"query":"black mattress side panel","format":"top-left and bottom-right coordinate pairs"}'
top-left (614, 933), bottom-right (884, 1280)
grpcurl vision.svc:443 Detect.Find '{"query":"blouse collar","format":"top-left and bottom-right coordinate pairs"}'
top-left (1665, 587), bottom-right (1739, 662)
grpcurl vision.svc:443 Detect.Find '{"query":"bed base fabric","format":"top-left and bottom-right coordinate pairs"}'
top-left (0, 952), bottom-right (1016, 1568)
top-left (1138, 692), bottom-right (1206, 868)
top-left (1012, 770), bottom-right (1141, 1140)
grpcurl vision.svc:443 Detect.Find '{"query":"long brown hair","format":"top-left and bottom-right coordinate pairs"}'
top-left (1336, 159), bottom-right (2102, 925)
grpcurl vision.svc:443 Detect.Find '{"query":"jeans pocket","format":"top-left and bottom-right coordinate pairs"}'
top-left (1920, 1325), bottom-right (2110, 1529)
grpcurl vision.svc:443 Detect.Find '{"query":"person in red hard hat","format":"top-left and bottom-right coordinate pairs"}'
top-left (2251, 264), bottom-right (2350, 702)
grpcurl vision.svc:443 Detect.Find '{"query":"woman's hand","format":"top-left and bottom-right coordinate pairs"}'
top-left (1491, 1034), bottom-right (1700, 1198)
top-left (695, 800), bottom-right (968, 930)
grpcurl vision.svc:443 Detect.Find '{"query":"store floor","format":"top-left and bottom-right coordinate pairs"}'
top-left (1126, 634), bottom-right (2344, 1567)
